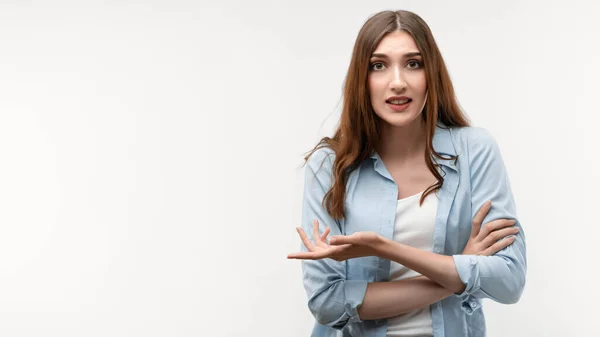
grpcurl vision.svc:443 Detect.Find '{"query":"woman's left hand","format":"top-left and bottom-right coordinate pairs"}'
top-left (287, 219), bottom-right (387, 262)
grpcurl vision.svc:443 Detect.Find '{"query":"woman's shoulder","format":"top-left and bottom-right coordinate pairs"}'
top-left (447, 126), bottom-right (505, 173)
top-left (448, 125), bottom-right (499, 151)
top-left (305, 146), bottom-right (336, 171)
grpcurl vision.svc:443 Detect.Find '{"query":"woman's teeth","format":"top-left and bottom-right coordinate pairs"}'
top-left (389, 99), bottom-right (411, 104)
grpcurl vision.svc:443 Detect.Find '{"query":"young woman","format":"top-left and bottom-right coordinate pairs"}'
top-left (287, 10), bottom-right (527, 337)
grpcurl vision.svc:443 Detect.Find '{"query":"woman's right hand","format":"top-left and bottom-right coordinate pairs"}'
top-left (462, 200), bottom-right (519, 256)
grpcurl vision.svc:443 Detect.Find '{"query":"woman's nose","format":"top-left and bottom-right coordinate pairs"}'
top-left (390, 68), bottom-right (407, 91)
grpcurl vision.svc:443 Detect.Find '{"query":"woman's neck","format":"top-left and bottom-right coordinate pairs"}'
top-left (377, 118), bottom-right (427, 164)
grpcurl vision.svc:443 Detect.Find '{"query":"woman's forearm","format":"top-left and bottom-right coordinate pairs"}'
top-left (358, 276), bottom-right (453, 320)
top-left (377, 238), bottom-right (466, 294)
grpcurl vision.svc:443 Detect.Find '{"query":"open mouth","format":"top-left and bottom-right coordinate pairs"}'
top-left (386, 99), bottom-right (412, 111)
top-left (386, 98), bottom-right (412, 105)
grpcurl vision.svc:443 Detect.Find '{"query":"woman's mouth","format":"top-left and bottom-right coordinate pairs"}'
top-left (386, 99), bottom-right (412, 112)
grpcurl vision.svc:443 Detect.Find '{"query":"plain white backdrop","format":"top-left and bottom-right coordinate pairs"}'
top-left (0, 0), bottom-right (598, 336)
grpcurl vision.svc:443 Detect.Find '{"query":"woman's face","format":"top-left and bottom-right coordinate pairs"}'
top-left (368, 30), bottom-right (427, 128)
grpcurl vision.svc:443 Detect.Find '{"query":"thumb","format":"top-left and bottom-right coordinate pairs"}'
top-left (329, 235), bottom-right (352, 245)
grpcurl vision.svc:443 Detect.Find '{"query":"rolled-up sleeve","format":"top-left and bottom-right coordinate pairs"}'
top-left (452, 128), bottom-right (527, 312)
top-left (300, 148), bottom-right (368, 330)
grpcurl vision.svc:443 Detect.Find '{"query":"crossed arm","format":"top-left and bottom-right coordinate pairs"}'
top-left (358, 276), bottom-right (451, 319)
top-left (290, 199), bottom-right (518, 320)
top-left (359, 219), bottom-right (516, 320)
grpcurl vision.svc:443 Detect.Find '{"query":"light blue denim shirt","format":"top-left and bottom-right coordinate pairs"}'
top-left (299, 123), bottom-right (527, 337)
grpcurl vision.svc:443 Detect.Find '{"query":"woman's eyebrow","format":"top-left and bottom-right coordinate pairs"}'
top-left (370, 52), bottom-right (422, 59)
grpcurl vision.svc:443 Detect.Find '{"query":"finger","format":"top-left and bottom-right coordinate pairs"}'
top-left (479, 219), bottom-right (516, 239)
top-left (288, 245), bottom-right (345, 260)
top-left (287, 251), bottom-right (322, 260)
top-left (479, 236), bottom-right (516, 256)
top-left (313, 220), bottom-right (322, 244)
top-left (481, 226), bottom-right (519, 247)
top-left (296, 227), bottom-right (316, 251)
top-left (471, 201), bottom-right (491, 238)
top-left (329, 235), bottom-right (356, 246)
top-left (320, 227), bottom-right (331, 244)
top-left (313, 220), bottom-right (329, 248)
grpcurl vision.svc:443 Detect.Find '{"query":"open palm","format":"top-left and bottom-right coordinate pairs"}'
top-left (287, 220), bottom-right (384, 262)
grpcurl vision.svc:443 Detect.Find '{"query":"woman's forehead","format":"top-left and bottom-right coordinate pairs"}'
top-left (372, 31), bottom-right (420, 57)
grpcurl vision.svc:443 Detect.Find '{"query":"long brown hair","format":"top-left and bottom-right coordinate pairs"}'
top-left (305, 10), bottom-right (470, 221)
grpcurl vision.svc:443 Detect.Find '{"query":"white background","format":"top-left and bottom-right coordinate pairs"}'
top-left (0, 0), bottom-right (597, 336)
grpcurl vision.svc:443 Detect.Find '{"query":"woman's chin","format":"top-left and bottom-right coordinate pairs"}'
top-left (378, 113), bottom-right (422, 128)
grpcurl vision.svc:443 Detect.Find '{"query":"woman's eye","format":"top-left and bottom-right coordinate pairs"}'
top-left (407, 60), bottom-right (423, 69)
top-left (370, 62), bottom-right (384, 71)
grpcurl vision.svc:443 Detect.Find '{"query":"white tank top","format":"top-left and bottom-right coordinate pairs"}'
top-left (386, 190), bottom-right (438, 337)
